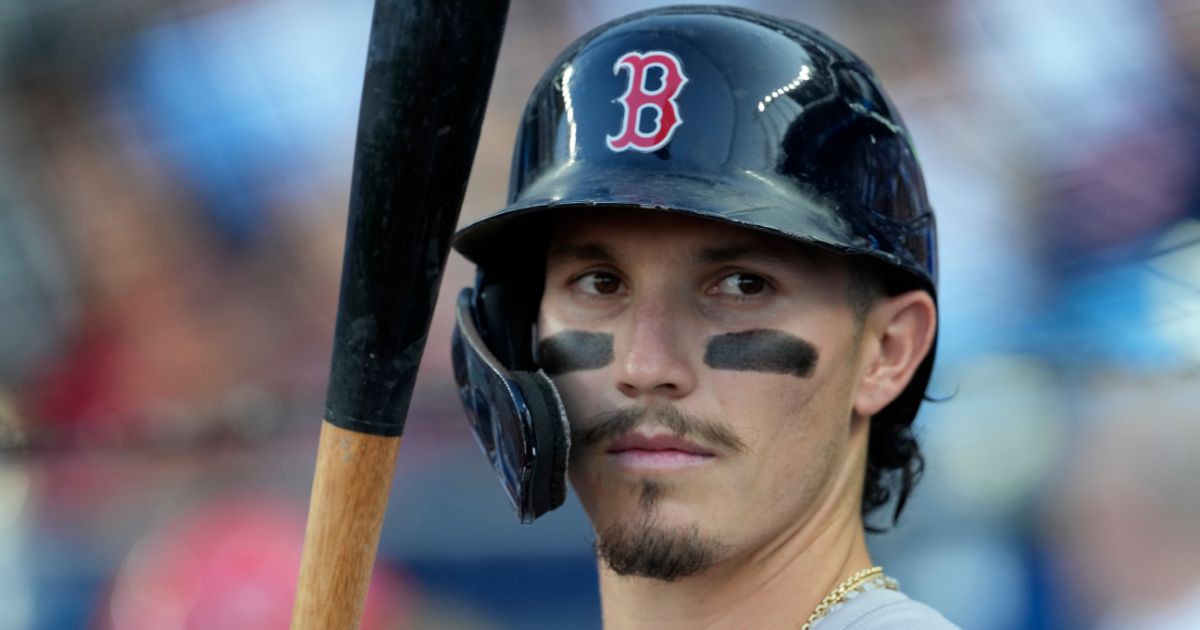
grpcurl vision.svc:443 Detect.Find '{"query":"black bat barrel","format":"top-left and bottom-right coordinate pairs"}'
top-left (325, 0), bottom-right (510, 437)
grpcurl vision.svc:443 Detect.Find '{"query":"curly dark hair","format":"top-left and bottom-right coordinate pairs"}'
top-left (847, 258), bottom-right (931, 532)
top-left (863, 407), bottom-right (925, 532)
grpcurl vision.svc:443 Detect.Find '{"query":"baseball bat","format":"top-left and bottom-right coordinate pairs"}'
top-left (291, 1), bottom-right (509, 628)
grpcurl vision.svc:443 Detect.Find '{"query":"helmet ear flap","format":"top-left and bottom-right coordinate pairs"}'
top-left (452, 276), bottom-right (569, 523)
top-left (507, 370), bottom-right (570, 513)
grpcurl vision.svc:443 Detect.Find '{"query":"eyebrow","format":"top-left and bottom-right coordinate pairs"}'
top-left (696, 245), bottom-right (793, 265)
top-left (546, 242), bottom-right (616, 264)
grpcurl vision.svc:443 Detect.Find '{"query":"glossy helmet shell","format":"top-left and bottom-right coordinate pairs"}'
top-left (454, 5), bottom-right (937, 428)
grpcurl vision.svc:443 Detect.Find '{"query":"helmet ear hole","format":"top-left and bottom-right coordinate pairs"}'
top-left (476, 270), bottom-right (543, 371)
top-left (530, 320), bottom-right (543, 366)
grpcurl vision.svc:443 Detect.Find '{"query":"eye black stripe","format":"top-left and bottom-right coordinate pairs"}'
top-left (703, 329), bottom-right (818, 378)
top-left (538, 331), bottom-right (614, 375)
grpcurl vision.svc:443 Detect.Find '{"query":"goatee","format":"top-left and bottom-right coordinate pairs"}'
top-left (593, 481), bottom-right (729, 582)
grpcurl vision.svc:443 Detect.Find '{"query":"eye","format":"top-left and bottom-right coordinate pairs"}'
top-left (573, 270), bottom-right (625, 296)
top-left (712, 272), bottom-right (769, 297)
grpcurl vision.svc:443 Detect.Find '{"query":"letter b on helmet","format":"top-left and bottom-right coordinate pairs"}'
top-left (605, 50), bottom-right (689, 153)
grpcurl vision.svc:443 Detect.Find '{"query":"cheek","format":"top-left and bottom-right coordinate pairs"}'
top-left (554, 370), bottom-right (629, 513)
top-left (549, 370), bottom-right (610, 427)
top-left (706, 368), bottom-right (820, 439)
top-left (707, 368), bottom-right (846, 484)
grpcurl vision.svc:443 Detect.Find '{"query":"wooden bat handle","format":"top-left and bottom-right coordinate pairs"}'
top-left (291, 421), bottom-right (402, 629)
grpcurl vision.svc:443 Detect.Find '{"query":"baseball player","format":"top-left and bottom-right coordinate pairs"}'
top-left (451, 6), bottom-right (957, 628)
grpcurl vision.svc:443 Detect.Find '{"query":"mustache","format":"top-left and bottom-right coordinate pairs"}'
top-left (571, 404), bottom-right (747, 454)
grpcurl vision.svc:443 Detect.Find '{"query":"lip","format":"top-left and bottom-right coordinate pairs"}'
top-left (604, 433), bottom-right (716, 471)
top-left (607, 433), bottom-right (714, 456)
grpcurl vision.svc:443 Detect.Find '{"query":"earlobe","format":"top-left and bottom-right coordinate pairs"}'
top-left (853, 290), bottom-right (937, 418)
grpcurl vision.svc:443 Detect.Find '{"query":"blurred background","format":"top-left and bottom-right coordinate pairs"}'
top-left (1, 0), bottom-right (1199, 628)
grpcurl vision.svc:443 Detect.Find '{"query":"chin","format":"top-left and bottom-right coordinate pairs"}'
top-left (590, 495), bottom-right (733, 582)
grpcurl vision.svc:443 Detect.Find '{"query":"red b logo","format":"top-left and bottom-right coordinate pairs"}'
top-left (605, 51), bottom-right (689, 153)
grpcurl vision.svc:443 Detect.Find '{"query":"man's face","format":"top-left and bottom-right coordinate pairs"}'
top-left (538, 210), bottom-right (872, 580)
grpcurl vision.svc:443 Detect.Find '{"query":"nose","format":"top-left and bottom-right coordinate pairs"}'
top-left (614, 296), bottom-right (697, 401)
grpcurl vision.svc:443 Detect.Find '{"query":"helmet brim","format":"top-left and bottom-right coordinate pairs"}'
top-left (454, 161), bottom-right (924, 283)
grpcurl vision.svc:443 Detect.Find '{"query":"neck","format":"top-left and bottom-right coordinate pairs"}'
top-left (597, 424), bottom-right (873, 630)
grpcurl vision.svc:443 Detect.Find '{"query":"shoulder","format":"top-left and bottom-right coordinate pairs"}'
top-left (815, 588), bottom-right (960, 630)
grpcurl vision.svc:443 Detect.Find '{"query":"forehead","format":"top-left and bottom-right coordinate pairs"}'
top-left (546, 209), bottom-right (837, 267)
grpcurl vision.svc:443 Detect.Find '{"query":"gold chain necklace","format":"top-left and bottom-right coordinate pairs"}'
top-left (800, 566), bottom-right (899, 630)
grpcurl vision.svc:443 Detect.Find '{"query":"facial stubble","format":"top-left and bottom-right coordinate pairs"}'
top-left (556, 330), bottom-right (823, 582)
top-left (593, 479), bottom-right (732, 582)
top-left (580, 406), bottom-right (738, 582)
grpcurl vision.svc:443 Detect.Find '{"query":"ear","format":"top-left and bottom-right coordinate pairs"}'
top-left (853, 290), bottom-right (937, 418)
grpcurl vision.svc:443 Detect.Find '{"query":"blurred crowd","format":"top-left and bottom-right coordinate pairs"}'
top-left (1, 0), bottom-right (1198, 628)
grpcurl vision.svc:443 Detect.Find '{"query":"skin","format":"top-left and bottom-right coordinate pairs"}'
top-left (538, 210), bottom-right (936, 629)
